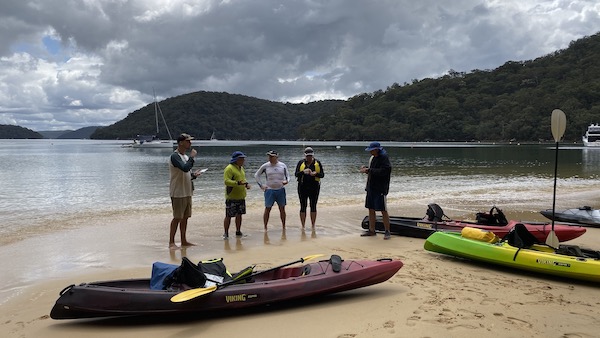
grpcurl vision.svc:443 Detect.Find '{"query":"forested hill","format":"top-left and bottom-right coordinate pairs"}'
top-left (301, 32), bottom-right (600, 142)
top-left (93, 32), bottom-right (600, 142)
top-left (91, 92), bottom-right (344, 140)
top-left (0, 125), bottom-right (43, 139)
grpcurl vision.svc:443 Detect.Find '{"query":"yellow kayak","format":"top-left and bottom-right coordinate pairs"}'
top-left (424, 226), bottom-right (600, 282)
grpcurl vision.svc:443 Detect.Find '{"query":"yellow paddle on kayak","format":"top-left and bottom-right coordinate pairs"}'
top-left (170, 254), bottom-right (324, 303)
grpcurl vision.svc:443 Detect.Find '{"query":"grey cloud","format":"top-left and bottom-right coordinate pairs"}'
top-left (0, 0), bottom-right (598, 130)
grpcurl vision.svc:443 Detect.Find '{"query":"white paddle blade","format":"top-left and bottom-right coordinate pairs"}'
top-left (545, 231), bottom-right (559, 248)
top-left (551, 109), bottom-right (566, 142)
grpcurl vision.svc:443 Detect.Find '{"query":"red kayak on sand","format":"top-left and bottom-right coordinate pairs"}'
top-left (50, 255), bottom-right (403, 319)
top-left (362, 204), bottom-right (586, 242)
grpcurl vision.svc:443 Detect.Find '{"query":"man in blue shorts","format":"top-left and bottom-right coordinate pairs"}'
top-left (255, 150), bottom-right (290, 231)
top-left (359, 142), bottom-right (392, 240)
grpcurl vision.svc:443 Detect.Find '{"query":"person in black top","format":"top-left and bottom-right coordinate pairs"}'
top-left (359, 142), bottom-right (392, 240)
top-left (294, 147), bottom-right (324, 229)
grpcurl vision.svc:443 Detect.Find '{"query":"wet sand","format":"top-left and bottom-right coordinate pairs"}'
top-left (2, 204), bottom-right (600, 338)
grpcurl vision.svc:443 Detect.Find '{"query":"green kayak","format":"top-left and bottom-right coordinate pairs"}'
top-left (424, 226), bottom-right (600, 282)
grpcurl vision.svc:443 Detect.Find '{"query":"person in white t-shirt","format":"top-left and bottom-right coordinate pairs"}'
top-left (255, 150), bottom-right (290, 231)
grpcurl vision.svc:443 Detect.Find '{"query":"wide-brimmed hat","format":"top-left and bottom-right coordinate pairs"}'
top-left (365, 141), bottom-right (383, 151)
top-left (304, 147), bottom-right (314, 156)
top-left (177, 133), bottom-right (194, 142)
top-left (266, 150), bottom-right (278, 157)
top-left (230, 151), bottom-right (247, 163)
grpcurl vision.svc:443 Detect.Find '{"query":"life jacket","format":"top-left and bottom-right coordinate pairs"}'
top-left (299, 160), bottom-right (321, 182)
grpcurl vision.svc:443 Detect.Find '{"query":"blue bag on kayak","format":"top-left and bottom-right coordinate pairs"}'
top-left (150, 262), bottom-right (178, 290)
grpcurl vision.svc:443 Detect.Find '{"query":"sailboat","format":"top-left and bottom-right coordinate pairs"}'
top-left (132, 91), bottom-right (175, 148)
top-left (210, 130), bottom-right (217, 141)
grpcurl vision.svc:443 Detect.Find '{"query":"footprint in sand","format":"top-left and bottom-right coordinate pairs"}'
top-left (561, 333), bottom-right (596, 338)
top-left (480, 297), bottom-right (499, 305)
top-left (505, 316), bottom-right (533, 329)
top-left (337, 334), bottom-right (357, 338)
top-left (406, 315), bottom-right (421, 327)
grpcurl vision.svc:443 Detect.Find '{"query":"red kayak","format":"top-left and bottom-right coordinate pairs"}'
top-left (362, 204), bottom-right (586, 242)
top-left (50, 256), bottom-right (403, 319)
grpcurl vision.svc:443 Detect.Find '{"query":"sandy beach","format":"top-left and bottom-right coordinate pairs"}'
top-left (2, 204), bottom-right (600, 338)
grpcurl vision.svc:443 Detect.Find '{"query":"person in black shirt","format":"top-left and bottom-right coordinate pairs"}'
top-left (294, 147), bottom-right (324, 229)
top-left (359, 142), bottom-right (392, 240)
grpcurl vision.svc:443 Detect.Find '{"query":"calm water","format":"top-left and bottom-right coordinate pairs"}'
top-left (1, 139), bottom-right (600, 245)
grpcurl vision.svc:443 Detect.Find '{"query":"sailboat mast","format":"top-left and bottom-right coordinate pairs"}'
top-left (153, 89), bottom-right (160, 134)
top-left (152, 88), bottom-right (173, 141)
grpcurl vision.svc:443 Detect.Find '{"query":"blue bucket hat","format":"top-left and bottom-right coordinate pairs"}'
top-left (365, 141), bottom-right (383, 151)
top-left (230, 151), bottom-right (247, 163)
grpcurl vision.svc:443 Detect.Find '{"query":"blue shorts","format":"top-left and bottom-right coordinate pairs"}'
top-left (264, 188), bottom-right (286, 208)
top-left (365, 191), bottom-right (387, 211)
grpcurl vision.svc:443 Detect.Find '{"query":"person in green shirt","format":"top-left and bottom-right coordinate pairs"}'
top-left (223, 151), bottom-right (251, 239)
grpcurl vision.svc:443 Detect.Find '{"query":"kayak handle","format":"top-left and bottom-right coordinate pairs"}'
top-left (59, 284), bottom-right (75, 296)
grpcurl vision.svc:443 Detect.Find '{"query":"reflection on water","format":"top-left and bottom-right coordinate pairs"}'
top-left (2, 140), bottom-right (600, 244)
top-left (223, 238), bottom-right (244, 252)
top-left (582, 148), bottom-right (600, 173)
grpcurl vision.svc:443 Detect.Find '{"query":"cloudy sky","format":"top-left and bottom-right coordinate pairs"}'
top-left (1, 0), bottom-right (599, 131)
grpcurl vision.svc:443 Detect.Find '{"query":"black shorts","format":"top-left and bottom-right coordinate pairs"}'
top-left (225, 199), bottom-right (246, 217)
top-left (365, 191), bottom-right (387, 211)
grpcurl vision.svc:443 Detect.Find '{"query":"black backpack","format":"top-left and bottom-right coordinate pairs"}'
top-left (476, 206), bottom-right (508, 225)
top-left (164, 257), bottom-right (206, 288)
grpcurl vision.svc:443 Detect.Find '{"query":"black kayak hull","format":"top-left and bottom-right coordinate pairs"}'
top-left (361, 216), bottom-right (586, 242)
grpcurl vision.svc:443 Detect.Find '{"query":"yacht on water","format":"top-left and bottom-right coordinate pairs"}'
top-left (130, 92), bottom-right (175, 148)
top-left (582, 123), bottom-right (600, 147)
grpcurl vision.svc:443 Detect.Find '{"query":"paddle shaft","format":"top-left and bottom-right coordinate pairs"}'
top-left (551, 141), bottom-right (559, 232)
top-left (209, 260), bottom-right (304, 289)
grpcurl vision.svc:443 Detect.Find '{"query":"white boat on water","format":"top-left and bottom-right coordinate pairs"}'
top-left (131, 92), bottom-right (175, 149)
top-left (582, 123), bottom-right (600, 147)
top-left (131, 135), bottom-right (175, 148)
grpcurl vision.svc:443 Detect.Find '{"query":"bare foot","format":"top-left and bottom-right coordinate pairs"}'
top-left (169, 243), bottom-right (179, 250)
top-left (181, 242), bottom-right (196, 247)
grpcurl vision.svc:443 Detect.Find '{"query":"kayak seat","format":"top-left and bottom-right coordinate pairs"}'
top-left (426, 203), bottom-right (446, 222)
top-left (330, 254), bottom-right (343, 273)
top-left (503, 223), bottom-right (540, 248)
